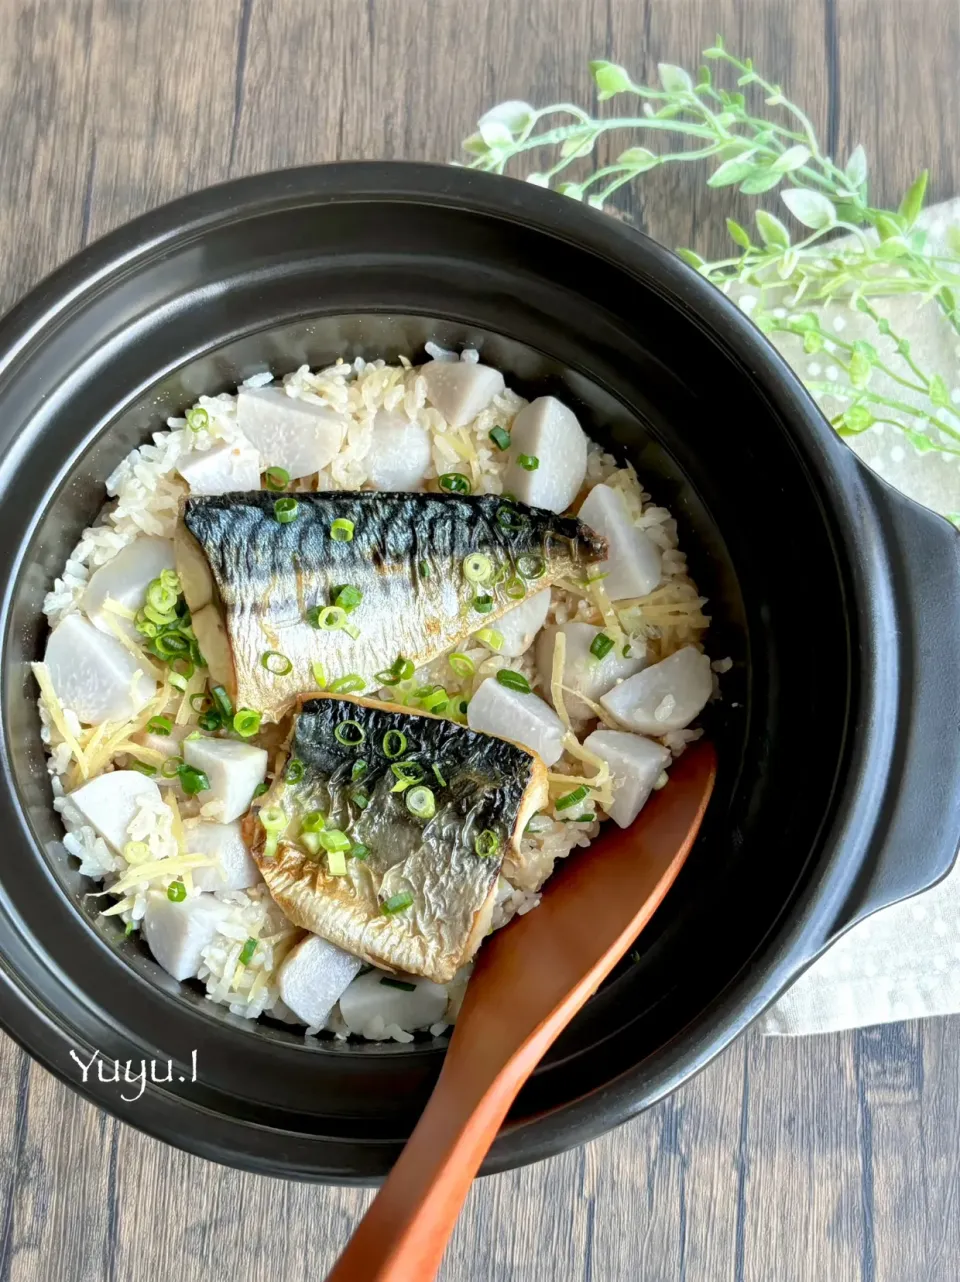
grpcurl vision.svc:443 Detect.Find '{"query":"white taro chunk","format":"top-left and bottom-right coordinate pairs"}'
top-left (600, 646), bottom-right (713, 734)
top-left (278, 934), bottom-right (363, 1029)
top-left (339, 969), bottom-right (449, 1036)
top-left (183, 819), bottom-right (262, 892)
top-left (576, 483), bottom-right (662, 600)
top-left (366, 411), bottom-right (432, 490)
top-left (501, 397), bottom-right (587, 514)
top-left (81, 537), bottom-right (176, 640)
top-left (176, 438), bottom-right (262, 496)
top-left (419, 360), bottom-right (505, 427)
top-left (44, 613), bottom-right (155, 725)
top-left (583, 729), bottom-right (670, 828)
top-left (475, 588), bottom-right (551, 658)
top-left (235, 385), bottom-right (346, 479)
top-left (467, 676), bottom-right (565, 766)
top-left (182, 738), bottom-right (268, 823)
top-left (535, 623), bottom-right (648, 723)
top-left (68, 770), bottom-right (163, 855)
top-left (142, 890), bottom-right (230, 982)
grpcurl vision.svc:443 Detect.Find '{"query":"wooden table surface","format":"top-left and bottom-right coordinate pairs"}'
top-left (2, 0), bottom-right (959, 1278)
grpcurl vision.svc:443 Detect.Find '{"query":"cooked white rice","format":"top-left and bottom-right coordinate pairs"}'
top-left (36, 351), bottom-right (714, 1044)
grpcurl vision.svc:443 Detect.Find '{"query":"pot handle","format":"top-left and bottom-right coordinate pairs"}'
top-left (836, 464), bottom-right (960, 932)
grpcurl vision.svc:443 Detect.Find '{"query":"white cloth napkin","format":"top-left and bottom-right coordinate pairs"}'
top-left (750, 200), bottom-right (960, 1034)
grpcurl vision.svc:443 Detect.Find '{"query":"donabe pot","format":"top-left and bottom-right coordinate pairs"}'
top-left (0, 163), bottom-right (958, 1183)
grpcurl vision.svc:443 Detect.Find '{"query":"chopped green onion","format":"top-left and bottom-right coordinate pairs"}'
top-left (146, 578), bottom-right (179, 614)
top-left (382, 729), bottom-right (408, 759)
top-left (391, 761), bottom-right (424, 791)
top-left (503, 575), bottom-right (527, 600)
top-left (185, 407), bottom-right (208, 432)
top-left (351, 760), bottom-right (367, 781)
top-left (590, 633), bottom-right (614, 660)
top-left (517, 553), bottom-right (546, 580)
top-left (475, 628), bottom-right (504, 652)
top-left (381, 891), bottom-right (414, 915)
top-left (459, 699), bottom-right (469, 714)
top-left (198, 711), bottom-right (221, 732)
top-left (406, 785), bottom-right (436, 819)
top-left (261, 650), bottom-right (293, 676)
top-left (328, 674), bottom-right (365, 694)
top-left (167, 879), bottom-right (186, 902)
top-left (170, 656), bottom-right (197, 684)
top-left (301, 832), bottom-right (322, 857)
top-left (419, 687), bottom-right (449, 714)
top-left (496, 504), bottom-right (526, 533)
top-left (495, 669), bottom-right (531, 694)
top-left (311, 662), bottom-right (327, 688)
top-left (474, 829), bottom-right (500, 858)
top-left (301, 810), bottom-right (326, 833)
top-left (351, 843), bottom-right (370, 861)
top-left (438, 471), bottom-right (471, 494)
top-left (571, 813), bottom-right (596, 822)
top-left (418, 559), bottom-right (431, 579)
top-left (351, 790), bottom-right (370, 810)
top-left (124, 921), bottom-right (136, 936)
top-left (473, 594), bottom-right (494, 614)
top-left (128, 759), bottom-right (157, 776)
top-left (327, 849), bottom-right (348, 876)
top-left (253, 782), bottom-right (269, 797)
top-left (259, 806), bottom-right (287, 860)
top-left (239, 938), bottom-right (257, 965)
top-left (517, 453), bottom-right (539, 471)
top-left (334, 719), bottom-right (366, 747)
top-left (308, 605), bottom-right (345, 631)
top-left (330, 517), bottom-right (355, 542)
top-left (160, 756), bottom-right (184, 779)
top-left (273, 497), bottom-right (299, 523)
top-left (154, 632), bottom-right (190, 660)
top-left (211, 685), bottom-right (234, 719)
top-left (556, 784), bottom-right (589, 811)
top-left (489, 426), bottom-right (511, 451)
top-left (178, 764), bottom-right (210, 795)
top-left (123, 841), bottom-right (150, 864)
top-left (432, 763), bottom-right (447, 788)
top-left (333, 584), bottom-right (362, 612)
top-left (189, 693), bottom-right (210, 714)
top-left (380, 977), bottom-right (417, 992)
top-left (284, 758), bottom-right (305, 784)
top-left (462, 552), bottom-right (493, 585)
top-left (448, 653), bottom-right (475, 679)
top-left (263, 466), bottom-right (290, 491)
top-left (319, 828), bottom-right (351, 853)
top-left (622, 644), bottom-right (633, 658)
top-left (233, 708), bottom-right (262, 737)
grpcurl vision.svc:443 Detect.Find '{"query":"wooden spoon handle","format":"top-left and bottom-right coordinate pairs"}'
top-left (325, 1052), bottom-right (528, 1282)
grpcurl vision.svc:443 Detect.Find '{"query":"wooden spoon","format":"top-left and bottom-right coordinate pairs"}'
top-left (327, 740), bottom-right (716, 1282)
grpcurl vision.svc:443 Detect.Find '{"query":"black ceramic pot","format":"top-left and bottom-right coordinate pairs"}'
top-left (0, 163), bottom-right (958, 1183)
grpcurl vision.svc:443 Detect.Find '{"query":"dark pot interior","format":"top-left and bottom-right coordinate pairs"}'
top-left (0, 164), bottom-right (953, 1181)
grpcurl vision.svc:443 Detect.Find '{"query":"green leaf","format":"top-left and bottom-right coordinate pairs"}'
top-left (755, 210), bottom-right (790, 249)
top-left (903, 426), bottom-right (937, 453)
top-left (940, 286), bottom-right (957, 314)
top-left (770, 144), bottom-right (811, 174)
top-left (930, 374), bottom-right (951, 409)
top-left (788, 313), bottom-right (820, 332)
top-left (803, 330), bottom-right (824, 354)
top-left (777, 249), bottom-right (800, 278)
top-left (844, 145), bottom-right (868, 192)
top-left (707, 155), bottom-right (758, 188)
top-left (848, 349), bottom-right (872, 389)
top-left (617, 146), bottom-right (659, 172)
top-left (947, 226), bottom-right (960, 256)
top-left (560, 127), bottom-right (596, 159)
top-left (739, 169), bottom-right (784, 195)
top-left (725, 218), bottom-right (752, 250)
top-left (675, 248), bottom-right (706, 271)
top-left (837, 405), bottom-right (875, 435)
top-left (478, 100), bottom-right (536, 137)
top-left (898, 170), bottom-right (929, 228)
top-left (781, 188), bottom-right (837, 230)
top-left (696, 65), bottom-right (711, 87)
top-left (477, 119), bottom-right (515, 149)
top-left (703, 36), bottom-right (725, 58)
top-left (874, 237), bottom-right (910, 260)
top-left (853, 339), bottom-right (879, 363)
top-left (461, 133), bottom-right (490, 157)
top-left (874, 213), bottom-right (904, 241)
top-left (557, 182), bottom-right (585, 201)
top-left (658, 63), bottom-right (693, 93)
top-left (525, 173), bottom-right (550, 188)
top-left (590, 60), bottom-right (633, 100)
